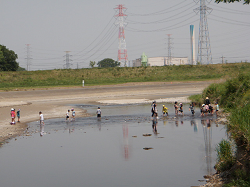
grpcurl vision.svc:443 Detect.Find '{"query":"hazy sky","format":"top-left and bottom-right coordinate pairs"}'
top-left (0, 0), bottom-right (249, 70)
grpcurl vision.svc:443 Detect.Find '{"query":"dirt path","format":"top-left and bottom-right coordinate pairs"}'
top-left (0, 81), bottom-right (216, 144)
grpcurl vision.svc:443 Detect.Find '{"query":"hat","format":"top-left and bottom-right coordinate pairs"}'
top-left (206, 97), bottom-right (209, 99)
top-left (202, 104), bottom-right (205, 106)
top-left (11, 108), bottom-right (14, 111)
top-left (163, 105), bottom-right (165, 107)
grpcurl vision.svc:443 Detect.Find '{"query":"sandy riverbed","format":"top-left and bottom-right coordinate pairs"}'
top-left (0, 81), bottom-right (216, 144)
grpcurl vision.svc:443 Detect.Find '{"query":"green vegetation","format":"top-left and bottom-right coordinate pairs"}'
top-left (0, 45), bottom-right (19, 71)
top-left (215, 0), bottom-right (249, 5)
top-left (0, 63), bottom-right (250, 91)
top-left (189, 70), bottom-right (250, 186)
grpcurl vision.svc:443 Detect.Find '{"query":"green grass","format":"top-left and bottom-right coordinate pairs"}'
top-left (0, 62), bottom-right (250, 90)
top-left (188, 70), bottom-right (250, 185)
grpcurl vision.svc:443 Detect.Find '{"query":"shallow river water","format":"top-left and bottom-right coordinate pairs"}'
top-left (0, 103), bottom-right (227, 187)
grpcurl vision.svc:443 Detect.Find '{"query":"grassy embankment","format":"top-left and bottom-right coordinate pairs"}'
top-left (189, 69), bottom-right (250, 186)
top-left (0, 63), bottom-right (250, 91)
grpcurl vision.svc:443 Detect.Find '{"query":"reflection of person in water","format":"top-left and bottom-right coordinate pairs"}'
top-left (206, 118), bottom-right (211, 128)
top-left (191, 120), bottom-right (198, 132)
top-left (152, 119), bottom-right (158, 133)
top-left (175, 120), bottom-right (179, 127)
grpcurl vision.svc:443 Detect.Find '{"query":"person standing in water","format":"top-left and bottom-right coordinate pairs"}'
top-left (66, 110), bottom-right (70, 121)
top-left (96, 107), bottom-right (101, 118)
top-left (39, 111), bottom-right (45, 136)
top-left (174, 101), bottom-right (178, 115)
top-left (71, 108), bottom-right (76, 121)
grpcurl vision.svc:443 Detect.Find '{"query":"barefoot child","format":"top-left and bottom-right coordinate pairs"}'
top-left (10, 108), bottom-right (16, 124)
top-left (174, 101), bottom-right (178, 115)
top-left (39, 111), bottom-right (45, 136)
top-left (66, 110), bottom-right (70, 121)
top-left (71, 108), bottom-right (76, 121)
top-left (162, 105), bottom-right (168, 116)
top-left (96, 107), bottom-right (101, 118)
top-left (17, 109), bottom-right (21, 122)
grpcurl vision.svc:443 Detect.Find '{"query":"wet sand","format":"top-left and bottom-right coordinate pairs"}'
top-left (0, 81), bottom-right (216, 144)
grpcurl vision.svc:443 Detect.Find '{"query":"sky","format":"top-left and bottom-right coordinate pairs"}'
top-left (0, 0), bottom-right (249, 70)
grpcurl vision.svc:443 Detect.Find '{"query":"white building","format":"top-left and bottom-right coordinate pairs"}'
top-left (148, 57), bottom-right (189, 66)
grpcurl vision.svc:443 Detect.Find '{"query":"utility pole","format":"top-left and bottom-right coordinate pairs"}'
top-left (64, 51), bottom-right (72, 69)
top-left (115, 4), bottom-right (128, 67)
top-left (194, 0), bottom-right (213, 65)
top-left (25, 44), bottom-right (32, 71)
top-left (167, 34), bottom-right (173, 66)
top-left (221, 56), bottom-right (225, 64)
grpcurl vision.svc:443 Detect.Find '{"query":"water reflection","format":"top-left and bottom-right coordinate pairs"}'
top-left (202, 119), bottom-right (213, 175)
top-left (152, 118), bottom-right (158, 134)
top-left (122, 124), bottom-right (129, 160)
top-left (0, 104), bottom-right (227, 187)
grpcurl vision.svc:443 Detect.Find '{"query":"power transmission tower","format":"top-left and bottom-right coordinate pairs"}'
top-left (194, 0), bottom-right (212, 65)
top-left (64, 51), bottom-right (72, 69)
top-left (25, 44), bottom-right (32, 71)
top-left (167, 34), bottom-right (173, 66)
top-left (115, 4), bottom-right (128, 67)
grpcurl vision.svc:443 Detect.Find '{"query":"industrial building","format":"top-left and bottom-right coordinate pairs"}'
top-left (132, 56), bottom-right (189, 67)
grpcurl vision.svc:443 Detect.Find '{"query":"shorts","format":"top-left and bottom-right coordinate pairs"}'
top-left (66, 116), bottom-right (69, 119)
top-left (97, 114), bottom-right (101, 117)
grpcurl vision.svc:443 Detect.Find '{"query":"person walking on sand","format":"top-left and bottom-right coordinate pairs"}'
top-left (71, 108), bottom-right (76, 121)
top-left (66, 109), bottom-right (70, 121)
top-left (162, 105), bottom-right (168, 116)
top-left (10, 108), bottom-right (16, 124)
top-left (96, 107), bottom-right (101, 118)
top-left (39, 111), bottom-right (45, 136)
top-left (17, 109), bottom-right (21, 122)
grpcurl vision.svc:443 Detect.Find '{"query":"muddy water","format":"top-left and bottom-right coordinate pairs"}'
top-left (0, 104), bottom-right (227, 187)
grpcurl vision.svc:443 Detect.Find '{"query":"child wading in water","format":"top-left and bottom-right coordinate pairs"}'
top-left (96, 107), bottom-right (101, 118)
top-left (215, 102), bottom-right (219, 115)
top-left (179, 103), bottom-right (184, 115)
top-left (71, 108), bottom-right (76, 121)
top-left (162, 105), bottom-right (168, 116)
top-left (39, 111), bottom-right (45, 136)
top-left (174, 101), bottom-right (178, 115)
top-left (66, 110), bottom-right (70, 121)
top-left (189, 103), bottom-right (195, 115)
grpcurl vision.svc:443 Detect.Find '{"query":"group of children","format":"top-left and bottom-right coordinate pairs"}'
top-left (200, 97), bottom-right (219, 116)
top-left (10, 108), bottom-right (21, 125)
top-left (151, 98), bottom-right (219, 118)
top-left (66, 108), bottom-right (76, 121)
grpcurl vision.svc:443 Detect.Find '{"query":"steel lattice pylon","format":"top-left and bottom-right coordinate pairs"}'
top-left (194, 0), bottom-right (212, 65)
top-left (115, 4), bottom-right (128, 67)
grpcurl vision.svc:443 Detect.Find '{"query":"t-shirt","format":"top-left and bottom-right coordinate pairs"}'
top-left (96, 109), bottom-right (101, 114)
top-left (40, 114), bottom-right (44, 121)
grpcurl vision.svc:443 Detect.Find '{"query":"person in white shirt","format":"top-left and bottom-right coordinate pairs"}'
top-left (39, 111), bottom-right (45, 136)
top-left (96, 107), bottom-right (101, 118)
